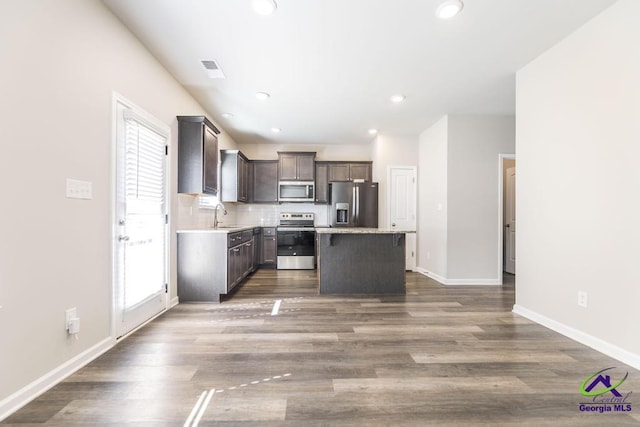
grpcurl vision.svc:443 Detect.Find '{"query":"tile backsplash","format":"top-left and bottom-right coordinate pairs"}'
top-left (176, 194), bottom-right (238, 229)
top-left (176, 194), bottom-right (330, 229)
top-left (236, 203), bottom-right (330, 227)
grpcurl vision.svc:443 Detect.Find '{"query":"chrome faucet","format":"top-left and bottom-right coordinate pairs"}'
top-left (213, 202), bottom-right (227, 228)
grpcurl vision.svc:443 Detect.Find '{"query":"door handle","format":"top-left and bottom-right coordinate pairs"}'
top-left (118, 235), bottom-right (130, 242)
top-left (392, 223), bottom-right (396, 227)
top-left (505, 224), bottom-right (510, 228)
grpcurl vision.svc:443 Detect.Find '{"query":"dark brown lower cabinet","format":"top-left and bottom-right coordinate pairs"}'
top-left (177, 229), bottom-right (261, 303)
top-left (261, 227), bottom-right (277, 265)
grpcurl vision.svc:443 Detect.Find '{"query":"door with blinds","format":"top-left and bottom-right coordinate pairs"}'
top-left (114, 95), bottom-right (168, 338)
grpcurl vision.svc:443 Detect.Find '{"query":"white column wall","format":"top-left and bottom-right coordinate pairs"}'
top-left (417, 117), bottom-right (449, 278)
top-left (446, 116), bottom-right (515, 282)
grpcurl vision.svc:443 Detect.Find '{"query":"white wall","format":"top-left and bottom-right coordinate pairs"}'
top-left (0, 0), bottom-right (236, 411)
top-left (447, 116), bottom-right (515, 281)
top-left (515, 0), bottom-right (640, 364)
top-left (418, 116), bottom-right (448, 278)
top-left (370, 133), bottom-right (419, 228)
top-left (417, 115), bottom-right (515, 284)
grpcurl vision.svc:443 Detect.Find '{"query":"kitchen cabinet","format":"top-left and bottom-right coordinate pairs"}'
top-left (261, 227), bottom-right (277, 265)
top-left (315, 162), bottom-right (329, 204)
top-left (252, 160), bottom-right (278, 203)
top-left (177, 116), bottom-right (220, 195)
top-left (220, 150), bottom-right (250, 203)
top-left (328, 162), bottom-right (372, 182)
top-left (227, 230), bottom-right (255, 291)
top-left (348, 163), bottom-right (372, 181)
top-left (177, 228), bottom-right (259, 303)
top-left (315, 160), bottom-right (373, 204)
top-left (278, 152), bottom-right (315, 181)
top-left (252, 228), bottom-right (261, 271)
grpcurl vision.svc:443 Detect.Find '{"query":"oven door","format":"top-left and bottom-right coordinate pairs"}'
top-left (276, 228), bottom-right (316, 270)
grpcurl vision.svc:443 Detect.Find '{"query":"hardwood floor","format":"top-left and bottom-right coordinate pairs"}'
top-left (3, 271), bottom-right (639, 426)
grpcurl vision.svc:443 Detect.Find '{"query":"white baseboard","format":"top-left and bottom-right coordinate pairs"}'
top-left (0, 337), bottom-right (114, 422)
top-left (513, 304), bottom-right (640, 371)
top-left (415, 268), bottom-right (501, 285)
top-left (170, 296), bottom-right (179, 308)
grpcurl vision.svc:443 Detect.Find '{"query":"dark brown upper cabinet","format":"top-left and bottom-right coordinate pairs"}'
top-left (252, 160), bottom-right (279, 203)
top-left (220, 150), bottom-right (250, 203)
top-left (314, 162), bottom-right (329, 204)
top-left (328, 162), bottom-right (372, 182)
top-left (177, 116), bottom-right (220, 195)
top-left (278, 152), bottom-right (315, 181)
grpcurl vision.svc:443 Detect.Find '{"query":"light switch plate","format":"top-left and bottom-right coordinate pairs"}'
top-left (578, 291), bottom-right (588, 308)
top-left (66, 178), bottom-right (92, 200)
top-left (65, 307), bottom-right (77, 330)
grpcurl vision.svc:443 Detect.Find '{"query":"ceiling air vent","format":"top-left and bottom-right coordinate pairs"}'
top-left (201, 60), bottom-right (225, 79)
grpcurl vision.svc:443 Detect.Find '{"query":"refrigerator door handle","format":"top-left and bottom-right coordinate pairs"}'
top-left (355, 185), bottom-right (360, 226)
top-left (352, 186), bottom-right (357, 226)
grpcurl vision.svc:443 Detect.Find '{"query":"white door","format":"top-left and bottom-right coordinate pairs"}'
top-left (114, 96), bottom-right (168, 338)
top-left (505, 167), bottom-right (516, 274)
top-left (388, 167), bottom-right (417, 230)
top-left (388, 167), bottom-right (417, 270)
top-left (405, 233), bottom-right (417, 271)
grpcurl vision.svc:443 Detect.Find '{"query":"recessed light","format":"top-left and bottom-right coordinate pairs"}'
top-left (252, 0), bottom-right (277, 15)
top-left (436, 0), bottom-right (464, 19)
top-left (390, 94), bottom-right (406, 103)
top-left (255, 92), bottom-right (270, 100)
top-left (221, 113), bottom-right (234, 119)
top-left (271, 127), bottom-right (281, 133)
top-left (368, 129), bottom-right (378, 135)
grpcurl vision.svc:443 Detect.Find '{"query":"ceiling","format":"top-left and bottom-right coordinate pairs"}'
top-left (102, 0), bottom-right (616, 146)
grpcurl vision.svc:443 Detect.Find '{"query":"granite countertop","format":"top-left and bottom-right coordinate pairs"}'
top-left (315, 227), bottom-right (411, 234)
top-left (176, 224), bottom-right (273, 234)
top-left (178, 226), bottom-right (414, 234)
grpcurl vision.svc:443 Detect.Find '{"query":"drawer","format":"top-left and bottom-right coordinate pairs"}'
top-left (228, 232), bottom-right (242, 247)
top-left (263, 227), bottom-right (276, 236)
top-left (241, 230), bottom-right (253, 243)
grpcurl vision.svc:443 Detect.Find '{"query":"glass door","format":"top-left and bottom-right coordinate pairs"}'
top-left (114, 95), bottom-right (168, 338)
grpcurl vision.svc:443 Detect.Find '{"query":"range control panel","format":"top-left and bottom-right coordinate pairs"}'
top-left (279, 212), bottom-right (315, 227)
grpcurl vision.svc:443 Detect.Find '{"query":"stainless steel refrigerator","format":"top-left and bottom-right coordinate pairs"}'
top-left (329, 182), bottom-right (378, 228)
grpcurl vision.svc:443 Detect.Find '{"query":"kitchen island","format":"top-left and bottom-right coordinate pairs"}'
top-left (316, 228), bottom-right (406, 295)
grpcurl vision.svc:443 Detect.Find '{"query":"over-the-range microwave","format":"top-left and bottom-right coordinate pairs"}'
top-left (278, 181), bottom-right (315, 202)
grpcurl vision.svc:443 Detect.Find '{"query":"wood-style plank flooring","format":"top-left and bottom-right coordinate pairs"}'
top-left (3, 271), bottom-right (640, 426)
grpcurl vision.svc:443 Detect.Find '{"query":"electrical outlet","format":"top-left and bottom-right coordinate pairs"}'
top-left (578, 291), bottom-right (588, 308)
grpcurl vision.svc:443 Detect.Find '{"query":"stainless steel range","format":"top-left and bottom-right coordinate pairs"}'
top-left (276, 212), bottom-right (316, 270)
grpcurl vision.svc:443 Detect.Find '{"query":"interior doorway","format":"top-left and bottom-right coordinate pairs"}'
top-left (499, 155), bottom-right (516, 284)
top-left (387, 166), bottom-right (417, 271)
